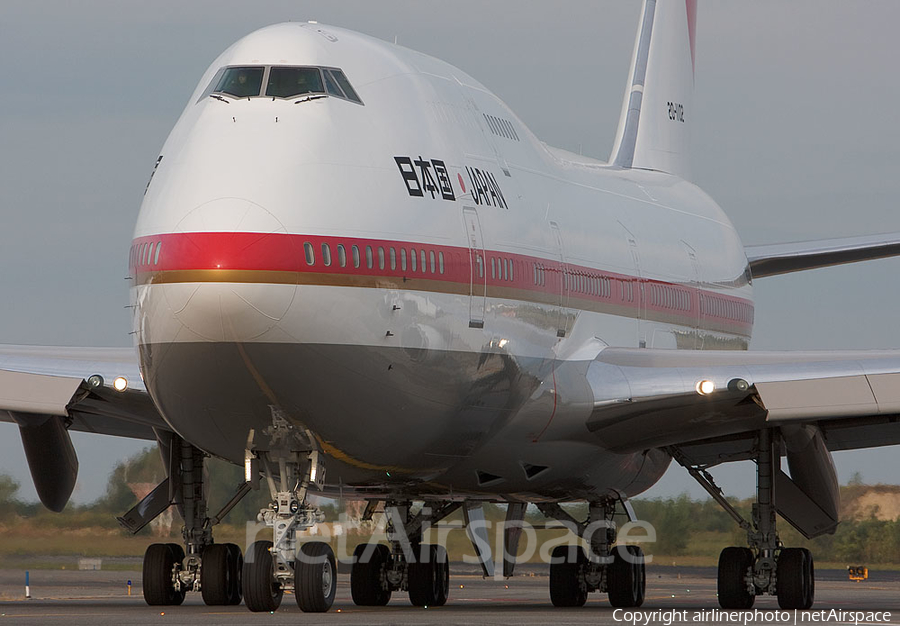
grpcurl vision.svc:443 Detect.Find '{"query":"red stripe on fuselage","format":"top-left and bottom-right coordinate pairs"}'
top-left (128, 231), bottom-right (754, 335)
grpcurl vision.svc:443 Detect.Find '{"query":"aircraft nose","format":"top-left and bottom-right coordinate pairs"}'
top-left (153, 198), bottom-right (298, 342)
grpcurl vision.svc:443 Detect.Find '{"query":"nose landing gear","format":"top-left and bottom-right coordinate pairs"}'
top-left (242, 428), bottom-right (335, 613)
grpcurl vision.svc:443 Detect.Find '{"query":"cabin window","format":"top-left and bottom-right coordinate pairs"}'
top-left (304, 242), bottom-right (315, 265)
top-left (509, 259), bottom-right (514, 281)
top-left (411, 248), bottom-right (417, 272)
top-left (389, 247), bottom-right (396, 271)
top-left (337, 244), bottom-right (347, 267)
top-left (438, 251), bottom-right (444, 274)
top-left (378, 247), bottom-right (385, 270)
top-left (491, 257), bottom-right (496, 279)
top-left (352, 245), bottom-right (360, 268)
top-left (321, 243), bottom-right (332, 267)
top-left (420, 250), bottom-right (427, 273)
top-left (366, 245), bottom-right (373, 269)
top-left (400, 248), bottom-right (407, 272)
top-left (476, 254), bottom-right (484, 278)
top-left (429, 250), bottom-right (436, 274)
top-left (153, 242), bottom-right (161, 265)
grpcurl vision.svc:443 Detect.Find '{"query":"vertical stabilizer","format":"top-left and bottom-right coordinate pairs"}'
top-left (610, 0), bottom-right (697, 180)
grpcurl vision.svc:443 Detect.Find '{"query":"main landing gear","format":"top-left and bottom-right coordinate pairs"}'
top-left (127, 415), bottom-right (337, 614)
top-left (127, 436), bottom-right (249, 606)
top-left (537, 498), bottom-right (646, 608)
top-left (674, 428), bottom-right (815, 610)
top-left (350, 500), bottom-right (460, 607)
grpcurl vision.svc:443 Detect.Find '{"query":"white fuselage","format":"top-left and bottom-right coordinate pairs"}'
top-left (130, 23), bottom-right (752, 501)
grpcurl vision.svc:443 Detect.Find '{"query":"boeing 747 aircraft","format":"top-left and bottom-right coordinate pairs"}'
top-left (4, 0), bottom-right (900, 613)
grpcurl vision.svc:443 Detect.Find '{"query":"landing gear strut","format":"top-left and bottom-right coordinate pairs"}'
top-left (137, 436), bottom-right (248, 606)
top-left (674, 428), bottom-right (815, 610)
top-left (242, 418), bottom-right (335, 613)
top-left (538, 497), bottom-right (645, 608)
top-left (350, 500), bottom-right (460, 607)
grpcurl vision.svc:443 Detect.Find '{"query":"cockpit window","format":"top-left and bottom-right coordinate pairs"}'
top-left (267, 67), bottom-right (323, 98)
top-left (204, 65), bottom-right (363, 105)
top-left (215, 66), bottom-right (264, 98)
top-left (328, 69), bottom-right (362, 104)
top-left (322, 70), bottom-right (345, 98)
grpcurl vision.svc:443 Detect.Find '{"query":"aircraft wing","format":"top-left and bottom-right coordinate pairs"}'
top-left (746, 232), bottom-right (900, 278)
top-left (586, 347), bottom-right (900, 462)
top-left (0, 344), bottom-right (169, 440)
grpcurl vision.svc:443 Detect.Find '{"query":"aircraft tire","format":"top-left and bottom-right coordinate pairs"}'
top-left (242, 540), bottom-right (283, 612)
top-left (608, 545), bottom-right (645, 608)
top-left (224, 543), bottom-right (244, 605)
top-left (200, 543), bottom-right (242, 605)
top-left (142, 543), bottom-right (186, 606)
top-left (294, 541), bottom-right (337, 612)
top-left (717, 547), bottom-right (755, 609)
top-left (548, 545), bottom-right (587, 607)
top-left (350, 543), bottom-right (392, 606)
top-left (777, 548), bottom-right (814, 610)
top-left (408, 544), bottom-right (450, 607)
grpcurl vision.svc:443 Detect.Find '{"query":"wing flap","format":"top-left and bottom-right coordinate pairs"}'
top-left (756, 373), bottom-right (900, 422)
top-left (756, 376), bottom-right (878, 421)
top-left (0, 369), bottom-right (82, 416)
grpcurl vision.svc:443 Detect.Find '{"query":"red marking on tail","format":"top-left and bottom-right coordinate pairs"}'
top-left (686, 0), bottom-right (697, 79)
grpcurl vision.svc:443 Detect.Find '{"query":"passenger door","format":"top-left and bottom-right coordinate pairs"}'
top-left (462, 207), bottom-right (487, 328)
top-left (549, 221), bottom-right (570, 337)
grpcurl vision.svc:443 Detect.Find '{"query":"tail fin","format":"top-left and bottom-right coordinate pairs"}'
top-left (609, 0), bottom-right (697, 180)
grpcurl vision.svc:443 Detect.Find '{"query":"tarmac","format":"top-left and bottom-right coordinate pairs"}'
top-left (1, 565), bottom-right (898, 625)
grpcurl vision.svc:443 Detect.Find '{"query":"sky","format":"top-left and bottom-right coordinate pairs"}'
top-left (1, 1), bottom-right (900, 505)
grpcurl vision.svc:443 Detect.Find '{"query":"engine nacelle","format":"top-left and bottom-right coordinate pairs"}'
top-left (10, 412), bottom-right (79, 512)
